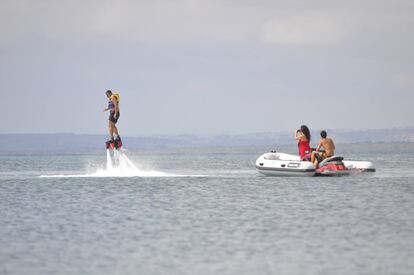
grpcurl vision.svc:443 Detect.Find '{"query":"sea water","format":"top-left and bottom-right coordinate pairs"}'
top-left (0, 143), bottom-right (414, 275)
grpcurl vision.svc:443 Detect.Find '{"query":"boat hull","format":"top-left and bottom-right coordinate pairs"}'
top-left (256, 166), bottom-right (316, 177)
top-left (256, 152), bottom-right (375, 177)
top-left (256, 152), bottom-right (316, 177)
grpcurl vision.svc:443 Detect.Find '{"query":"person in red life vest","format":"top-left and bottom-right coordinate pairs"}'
top-left (294, 125), bottom-right (311, 160)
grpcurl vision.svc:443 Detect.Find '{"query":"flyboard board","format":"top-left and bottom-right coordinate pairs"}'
top-left (105, 138), bottom-right (123, 167)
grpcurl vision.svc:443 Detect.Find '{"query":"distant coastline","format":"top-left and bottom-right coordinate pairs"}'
top-left (0, 127), bottom-right (413, 153)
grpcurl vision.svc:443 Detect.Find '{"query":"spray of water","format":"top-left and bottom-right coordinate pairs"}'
top-left (106, 149), bottom-right (113, 170)
top-left (40, 149), bottom-right (204, 178)
top-left (93, 149), bottom-right (169, 177)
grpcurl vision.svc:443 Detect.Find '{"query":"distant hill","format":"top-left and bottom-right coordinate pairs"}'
top-left (0, 127), bottom-right (413, 153)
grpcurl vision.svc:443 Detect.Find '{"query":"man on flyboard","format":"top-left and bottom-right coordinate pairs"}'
top-left (103, 90), bottom-right (122, 150)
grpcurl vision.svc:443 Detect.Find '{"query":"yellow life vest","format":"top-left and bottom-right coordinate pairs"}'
top-left (110, 93), bottom-right (120, 103)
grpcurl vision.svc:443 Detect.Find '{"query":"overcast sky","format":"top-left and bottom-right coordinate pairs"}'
top-left (1, 0), bottom-right (413, 135)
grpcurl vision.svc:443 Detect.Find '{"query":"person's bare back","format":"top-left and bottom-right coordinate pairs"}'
top-left (311, 130), bottom-right (336, 166)
top-left (319, 138), bottom-right (335, 157)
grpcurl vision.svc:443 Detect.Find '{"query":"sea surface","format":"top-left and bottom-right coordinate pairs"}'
top-left (1, 143), bottom-right (414, 275)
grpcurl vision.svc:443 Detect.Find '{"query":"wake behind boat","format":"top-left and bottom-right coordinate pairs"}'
top-left (256, 151), bottom-right (375, 177)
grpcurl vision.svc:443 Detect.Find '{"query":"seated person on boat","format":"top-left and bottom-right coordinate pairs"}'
top-left (311, 130), bottom-right (335, 167)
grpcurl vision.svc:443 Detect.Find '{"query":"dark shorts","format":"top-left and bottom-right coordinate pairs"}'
top-left (315, 152), bottom-right (325, 162)
top-left (109, 112), bottom-right (120, 124)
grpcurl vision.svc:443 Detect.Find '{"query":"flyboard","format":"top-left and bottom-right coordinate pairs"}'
top-left (105, 137), bottom-right (124, 169)
top-left (105, 137), bottom-right (123, 150)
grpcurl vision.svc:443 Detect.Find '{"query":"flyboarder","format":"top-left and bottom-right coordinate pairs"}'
top-left (103, 90), bottom-right (122, 149)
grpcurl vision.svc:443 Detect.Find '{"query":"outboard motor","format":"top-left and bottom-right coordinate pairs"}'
top-left (316, 156), bottom-right (350, 176)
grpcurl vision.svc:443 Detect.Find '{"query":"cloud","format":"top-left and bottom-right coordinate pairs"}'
top-left (0, 0), bottom-right (99, 47)
top-left (392, 72), bottom-right (414, 89)
top-left (259, 12), bottom-right (352, 46)
top-left (87, 0), bottom-right (259, 45)
top-left (1, 0), bottom-right (413, 50)
top-left (0, 0), bottom-right (264, 47)
top-left (1, 0), bottom-right (414, 134)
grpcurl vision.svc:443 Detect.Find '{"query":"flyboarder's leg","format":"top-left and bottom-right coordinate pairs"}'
top-left (108, 112), bottom-right (121, 149)
top-left (113, 125), bottom-right (119, 137)
top-left (113, 113), bottom-right (121, 147)
top-left (113, 113), bottom-right (120, 139)
top-left (108, 121), bottom-right (114, 140)
top-left (113, 125), bottom-right (122, 149)
top-left (106, 121), bottom-right (115, 149)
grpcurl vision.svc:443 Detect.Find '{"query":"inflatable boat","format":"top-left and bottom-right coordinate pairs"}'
top-left (256, 151), bottom-right (375, 177)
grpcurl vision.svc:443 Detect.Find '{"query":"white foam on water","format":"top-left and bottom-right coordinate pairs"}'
top-left (40, 149), bottom-right (206, 178)
top-left (106, 149), bottom-right (113, 170)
